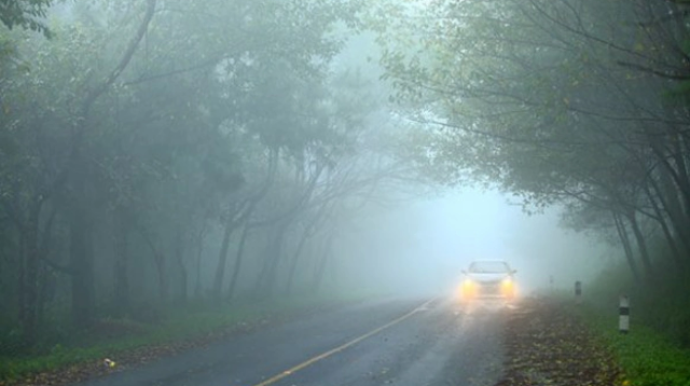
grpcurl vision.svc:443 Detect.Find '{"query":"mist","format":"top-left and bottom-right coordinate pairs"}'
top-left (1, 0), bottom-right (684, 358)
top-left (319, 187), bottom-right (610, 298)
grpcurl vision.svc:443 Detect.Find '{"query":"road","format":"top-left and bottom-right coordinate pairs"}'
top-left (75, 297), bottom-right (507, 386)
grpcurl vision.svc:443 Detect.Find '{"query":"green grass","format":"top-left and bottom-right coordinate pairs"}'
top-left (0, 340), bottom-right (137, 382)
top-left (575, 304), bottom-right (690, 386)
top-left (561, 244), bottom-right (690, 386)
top-left (0, 291), bottom-right (372, 383)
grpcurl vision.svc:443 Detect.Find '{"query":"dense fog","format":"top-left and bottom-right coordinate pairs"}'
top-left (2, 0), bottom-right (688, 352)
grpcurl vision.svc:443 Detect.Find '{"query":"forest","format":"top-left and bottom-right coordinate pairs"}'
top-left (0, 0), bottom-right (426, 351)
top-left (2, 0), bottom-right (690, 358)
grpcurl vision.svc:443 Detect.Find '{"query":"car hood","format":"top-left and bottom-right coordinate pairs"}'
top-left (466, 272), bottom-right (511, 284)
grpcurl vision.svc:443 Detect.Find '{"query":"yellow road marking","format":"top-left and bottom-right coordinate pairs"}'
top-left (250, 299), bottom-right (435, 386)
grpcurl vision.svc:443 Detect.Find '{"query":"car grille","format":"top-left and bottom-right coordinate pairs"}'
top-left (477, 282), bottom-right (501, 296)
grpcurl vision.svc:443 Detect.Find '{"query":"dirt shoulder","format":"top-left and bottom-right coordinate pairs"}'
top-left (496, 297), bottom-right (623, 386)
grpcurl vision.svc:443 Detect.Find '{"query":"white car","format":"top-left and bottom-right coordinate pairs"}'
top-left (459, 260), bottom-right (517, 302)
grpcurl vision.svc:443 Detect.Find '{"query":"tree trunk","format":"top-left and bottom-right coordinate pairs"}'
top-left (285, 204), bottom-right (332, 295)
top-left (625, 210), bottom-right (654, 281)
top-left (312, 236), bottom-right (334, 293)
top-left (253, 242), bottom-right (271, 300)
top-left (226, 224), bottom-right (250, 301)
top-left (650, 172), bottom-right (690, 257)
top-left (17, 232), bottom-right (25, 326)
top-left (671, 137), bottom-right (690, 219)
top-left (645, 185), bottom-right (685, 272)
top-left (194, 251), bottom-right (203, 299)
top-left (66, 0), bottom-right (156, 329)
top-left (654, 143), bottom-right (690, 223)
top-left (36, 205), bottom-right (58, 326)
top-left (22, 199), bottom-right (42, 344)
top-left (253, 236), bottom-right (278, 299)
top-left (193, 223), bottom-right (206, 299)
top-left (53, 0), bottom-right (158, 330)
top-left (141, 231), bottom-right (167, 303)
top-left (69, 200), bottom-right (95, 329)
top-left (261, 223), bottom-right (288, 298)
top-left (212, 218), bottom-right (235, 300)
top-left (36, 264), bottom-right (51, 330)
top-left (155, 252), bottom-right (168, 303)
top-left (177, 260), bottom-right (188, 304)
top-left (113, 210), bottom-right (130, 316)
top-left (286, 227), bottom-right (310, 295)
top-left (152, 245), bottom-right (167, 303)
top-left (174, 227), bottom-right (187, 304)
top-left (263, 243), bottom-right (282, 298)
top-left (613, 212), bottom-right (641, 283)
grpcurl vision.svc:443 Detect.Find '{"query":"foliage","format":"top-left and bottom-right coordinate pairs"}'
top-left (0, 0), bottom-right (418, 356)
top-left (0, 0), bottom-right (52, 37)
top-left (375, 0), bottom-right (690, 283)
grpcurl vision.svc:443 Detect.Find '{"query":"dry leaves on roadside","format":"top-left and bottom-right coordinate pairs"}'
top-left (496, 298), bottom-right (623, 386)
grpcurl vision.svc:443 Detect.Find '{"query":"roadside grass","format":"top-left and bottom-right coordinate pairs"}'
top-left (0, 291), bottom-right (372, 384)
top-left (574, 303), bottom-right (690, 386)
top-left (574, 254), bottom-right (690, 386)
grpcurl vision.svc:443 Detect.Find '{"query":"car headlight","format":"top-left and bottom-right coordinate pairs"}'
top-left (501, 277), bottom-right (515, 297)
top-left (460, 279), bottom-right (475, 298)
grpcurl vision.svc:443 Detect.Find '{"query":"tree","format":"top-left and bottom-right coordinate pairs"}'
top-left (0, 0), bottom-right (427, 350)
top-left (375, 0), bottom-right (690, 278)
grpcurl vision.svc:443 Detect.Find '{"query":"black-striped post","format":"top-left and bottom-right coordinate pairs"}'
top-left (575, 281), bottom-right (582, 304)
top-left (619, 295), bottom-right (630, 334)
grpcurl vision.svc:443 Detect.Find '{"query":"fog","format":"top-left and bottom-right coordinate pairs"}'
top-left (4, 0), bottom-right (683, 349)
top-left (320, 188), bottom-right (610, 298)
top-left (317, 26), bottom-right (611, 299)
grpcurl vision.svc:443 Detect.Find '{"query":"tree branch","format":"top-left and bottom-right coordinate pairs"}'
top-left (83, 0), bottom-right (157, 115)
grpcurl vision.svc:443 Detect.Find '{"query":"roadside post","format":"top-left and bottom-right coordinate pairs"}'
top-left (575, 281), bottom-right (582, 304)
top-left (619, 295), bottom-right (630, 334)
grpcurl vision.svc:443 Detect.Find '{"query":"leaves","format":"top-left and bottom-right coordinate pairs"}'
top-left (497, 299), bottom-right (623, 386)
top-left (0, 0), bottom-right (52, 38)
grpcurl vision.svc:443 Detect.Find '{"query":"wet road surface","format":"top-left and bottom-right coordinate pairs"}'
top-left (74, 297), bottom-right (507, 386)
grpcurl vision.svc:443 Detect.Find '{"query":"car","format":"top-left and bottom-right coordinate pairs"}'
top-left (458, 260), bottom-right (517, 302)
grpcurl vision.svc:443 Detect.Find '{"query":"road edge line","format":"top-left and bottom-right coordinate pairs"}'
top-left (250, 298), bottom-right (435, 386)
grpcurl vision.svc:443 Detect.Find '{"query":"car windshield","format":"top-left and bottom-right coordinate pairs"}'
top-left (469, 261), bottom-right (510, 274)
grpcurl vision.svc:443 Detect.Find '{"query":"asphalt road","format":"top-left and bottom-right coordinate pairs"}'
top-left (75, 297), bottom-right (507, 386)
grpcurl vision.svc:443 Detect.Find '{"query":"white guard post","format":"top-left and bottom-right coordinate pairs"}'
top-left (619, 295), bottom-right (630, 334)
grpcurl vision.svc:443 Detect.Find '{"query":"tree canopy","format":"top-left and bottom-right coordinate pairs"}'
top-left (375, 0), bottom-right (690, 281)
top-left (0, 0), bottom-right (424, 350)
